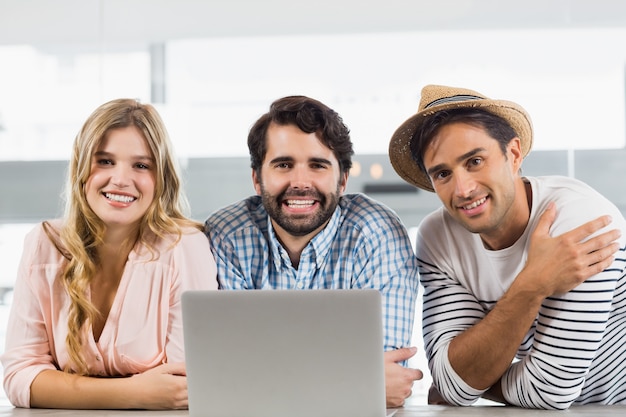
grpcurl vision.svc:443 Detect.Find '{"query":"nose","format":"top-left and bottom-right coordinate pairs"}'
top-left (289, 165), bottom-right (312, 190)
top-left (110, 165), bottom-right (131, 188)
top-left (453, 170), bottom-right (476, 198)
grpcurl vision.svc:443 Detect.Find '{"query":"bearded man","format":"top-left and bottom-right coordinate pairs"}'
top-left (205, 95), bottom-right (422, 408)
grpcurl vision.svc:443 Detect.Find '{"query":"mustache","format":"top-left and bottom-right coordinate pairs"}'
top-left (279, 189), bottom-right (323, 200)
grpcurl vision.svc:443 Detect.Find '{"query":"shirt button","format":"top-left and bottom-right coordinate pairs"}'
top-left (296, 282), bottom-right (304, 289)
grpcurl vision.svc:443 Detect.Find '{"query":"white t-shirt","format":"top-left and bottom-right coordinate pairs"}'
top-left (417, 175), bottom-right (626, 409)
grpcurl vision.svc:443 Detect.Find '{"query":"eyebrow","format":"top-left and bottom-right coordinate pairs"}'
top-left (309, 157), bottom-right (333, 166)
top-left (268, 156), bottom-right (333, 166)
top-left (94, 150), bottom-right (154, 162)
top-left (426, 147), bottom-right (486, 176)
top-left (268, 156), bottom-right (293, 165)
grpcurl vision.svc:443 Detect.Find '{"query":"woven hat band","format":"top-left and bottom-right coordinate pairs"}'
top-left (424, 95), bottom-right (484, 109)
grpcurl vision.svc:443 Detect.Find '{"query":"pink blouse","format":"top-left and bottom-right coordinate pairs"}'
top-left (1, 221), bottom-right (218, 407)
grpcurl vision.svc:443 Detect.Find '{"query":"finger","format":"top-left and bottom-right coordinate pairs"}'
top-left (580, 229), bottom-right (622, 255)
top-left (575, 255), bottom-right (616, 285)
top-left (561, 215), bottom-right (614, 243)
top-left (408, 368), bottom-right (424, 381)
top-left (587, 243), bottom-right (619, 268)
top-left (385, 347), bottom-right (417, 363)
top-left (532, 202), bottom-right (557, 237)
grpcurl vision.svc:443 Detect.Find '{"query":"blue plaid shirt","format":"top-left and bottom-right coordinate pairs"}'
top-left (205, 193), bottom-right (419, 351)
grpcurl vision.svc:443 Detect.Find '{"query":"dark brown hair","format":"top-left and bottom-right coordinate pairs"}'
top-left (247, 96), bottom-right (353, 174)
top-left (410, 108), bottom-right (518, 175)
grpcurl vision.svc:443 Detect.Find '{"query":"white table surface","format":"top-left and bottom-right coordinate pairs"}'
top-left (0, 404), bottom-right (624, 417)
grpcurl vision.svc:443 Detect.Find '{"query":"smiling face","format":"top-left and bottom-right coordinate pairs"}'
top-left (84, 126), bottom-right (156, 233)
top-left (423, 122), bottom-right (529, 249)
top-left (253, 122), bottom-right (348, 243)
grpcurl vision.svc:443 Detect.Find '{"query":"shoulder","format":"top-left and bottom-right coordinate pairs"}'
top-left (146, 225), bottom-right (209, 250)
top-left (339, 193), bottom-right (403, 226)
top-left (530, 176), bottom-right (626, 228)
top-left (337, 193), bottom-right (410, 242)
top-left (418, 205), bottom-right (464, 230)
top-left (22, 220), bottom-right (66, 260)
top-left (205, 195), bottom-right (268, 242)
top-left (533, 175), bottom-right (604, 197)
top-left (136, 227), bottom-right (212, 266)
top-left (527, 176), bottom-right (626, 247)
top-left (14, 220), bottom-right (68, 290)
top-left (532, 175), bottom-right (612, 205)
top-left (176, 226), bottom-right (211, 247)
top-left (416, 206), bottom-right (474, 251)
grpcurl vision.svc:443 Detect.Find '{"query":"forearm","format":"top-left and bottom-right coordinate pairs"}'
top-left (381, 286), bottom-right (417, 351)
top-left (447, 275), bottom-right (545, 390)
top-left (30, 369), bottom-right (138, 409)
top-left (370, 236), bottom-right (420, 351)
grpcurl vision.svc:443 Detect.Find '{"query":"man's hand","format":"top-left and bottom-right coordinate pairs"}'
top-left (447, 203), bottom-right (622, 391)
top-left (384, 347), bottom-right (423, 408)
top-left (524, 203), bottom-right (621, 297)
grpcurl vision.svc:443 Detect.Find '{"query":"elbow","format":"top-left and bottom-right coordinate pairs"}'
top-left (531, 391), bottom-right (578, 411)
top-left (501, 356), bottom-right (586, 410)
top-left (430, 374), bottom-right (483, 406)
top-left (504, 381), bottom-right (581, 410)
top-left (3, 378), bottom-right (31, 409)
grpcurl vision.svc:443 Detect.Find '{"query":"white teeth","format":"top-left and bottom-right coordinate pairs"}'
top-left (286, 199), bottom-right (314, 207)
top-left (463, 197), bottom-right (486, 210)
top-left (105, 193), bottom-right (135, 203)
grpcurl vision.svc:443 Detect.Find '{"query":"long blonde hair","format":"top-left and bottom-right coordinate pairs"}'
top-left (46, 98), bottom-right (200, 374)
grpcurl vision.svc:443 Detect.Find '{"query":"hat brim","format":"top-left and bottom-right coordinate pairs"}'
top-left (388, 99), bottom-right (533, 192)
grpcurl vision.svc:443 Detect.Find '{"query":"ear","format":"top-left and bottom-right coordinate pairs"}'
top-left (252, 169), bottom-right (262, 195)
top-left (338, 171), bottom-right (349, 194)
top-left (507, 137), bottom-right (524, 172)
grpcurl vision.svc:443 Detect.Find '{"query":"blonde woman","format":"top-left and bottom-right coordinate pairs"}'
top-left (1, 99), bottom-right (217, 409)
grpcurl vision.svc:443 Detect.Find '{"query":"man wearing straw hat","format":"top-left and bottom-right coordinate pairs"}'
top-left (388, 85), bottom-right (626, 409)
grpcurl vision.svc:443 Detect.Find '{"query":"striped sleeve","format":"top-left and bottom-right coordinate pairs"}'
top-left (502, 244), bottom-right (626, 409)
top-left (420, 243), bottom-right (626, 408)
top-left (419, 256), bottom-right (492, 405)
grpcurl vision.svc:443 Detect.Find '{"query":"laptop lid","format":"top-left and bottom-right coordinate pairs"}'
top-left (182, 289), bottom-right (388, 417)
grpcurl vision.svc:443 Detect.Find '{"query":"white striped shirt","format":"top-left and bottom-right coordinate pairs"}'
top-left (417, 176), bottom-right (626, 409)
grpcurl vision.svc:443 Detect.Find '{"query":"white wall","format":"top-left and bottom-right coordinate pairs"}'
top-left (1, 0), bottom-right (626, 46)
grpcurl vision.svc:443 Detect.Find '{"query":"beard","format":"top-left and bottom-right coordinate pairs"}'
top-left (260, 184), bottom-right (342, 237)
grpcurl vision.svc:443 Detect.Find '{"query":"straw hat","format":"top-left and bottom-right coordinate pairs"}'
top-left (388, 85), bottom-right (533, 192)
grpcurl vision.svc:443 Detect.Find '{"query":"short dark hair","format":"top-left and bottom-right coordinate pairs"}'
top-left (247, 96), bottom-right (353, 175)
top-left (410, 108), bottom-right (518, 175)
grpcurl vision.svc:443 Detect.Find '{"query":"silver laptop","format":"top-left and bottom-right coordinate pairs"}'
top-left (182, 289), bottom-right (395, 417)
